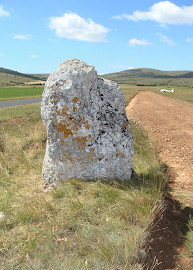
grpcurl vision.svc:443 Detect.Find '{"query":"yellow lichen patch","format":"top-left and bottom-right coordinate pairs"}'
top-left (76, 136), bottom-right (88, 144)
top-left (72, 97), bottom-right (79, 103)
top-left (59, 105), bottom-right (69, 115)
top-left (57, 122), bottom-right (73, 137)
top-left (63, 150), bottom-right (73, 162)
top-left (54, 87), bottom-right (57, 89)
top-left (117, 152), bottom-right (125, 158)
top-left (73, 107), bottom-right (78, 112)
top-left (75, 135), bottom-right (91, 151)
top-left (123, 122), bottom-right (129, 127)
top-left (84, 120), bottom-right (90, 129)
top-left (64, 80), bottom-right (66, 83)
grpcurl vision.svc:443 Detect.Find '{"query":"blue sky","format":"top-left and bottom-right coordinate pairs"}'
top-left (0, 0), bottom-right (193, 75)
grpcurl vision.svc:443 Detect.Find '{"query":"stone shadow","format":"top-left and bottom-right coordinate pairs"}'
top-left (142, 167), bottom-right (193, 270)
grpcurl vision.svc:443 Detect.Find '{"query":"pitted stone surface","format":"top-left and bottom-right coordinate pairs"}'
top-left (41, 59), bottom-right (133, 188)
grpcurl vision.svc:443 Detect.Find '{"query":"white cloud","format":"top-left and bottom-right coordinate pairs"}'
top-left (157, 33), bottom-right (177, 46)
top-left (0, 53), bottom-right (5, 56)
top-left (13, 34), bottom-right (33, 39)
top-left (48, 12), bottom-right (110, 42)
top-left (128, 38), bottom-right (153, 47)
top-left (0, 6), bottom-right (10, 17)
top-left (113, 1), bottom-right (193, 26)
top-left (128, 66), bottom-right (135, 69)
top-left (186, 38), bottom-right (193, 42)
top-left (30, 55), bottom-right (37, 58)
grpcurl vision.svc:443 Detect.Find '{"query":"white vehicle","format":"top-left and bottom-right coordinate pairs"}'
top-left (160, 88), bottom-right (174, 92)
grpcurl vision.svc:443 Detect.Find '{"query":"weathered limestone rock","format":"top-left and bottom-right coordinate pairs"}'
top-left (41, 59), bottom-right (134, 189)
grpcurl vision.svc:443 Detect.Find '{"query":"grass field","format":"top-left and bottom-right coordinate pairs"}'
top-left (0, 92), bottom-right (168, 269)
top-left (0, 87), bottom-right (44, 101)
top-left (0, 84), bottom-right (192, 104)
top-left (120, 84), bottom-right (193, 104)
top-left (152, 86), bottom-right (193, 103)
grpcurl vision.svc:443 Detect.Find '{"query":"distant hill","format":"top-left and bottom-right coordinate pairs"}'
top-left (0, 68), bottom-right (48, 87)
top-left (100, 68), bottom-right (193, 87)
top-left (0, 67), bottom-right (44, 81)
top-left (27, 73), bottom-right (50, 80)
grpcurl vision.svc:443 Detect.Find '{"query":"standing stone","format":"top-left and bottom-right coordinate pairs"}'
top-left (41, 59), bottom-right (134, 189)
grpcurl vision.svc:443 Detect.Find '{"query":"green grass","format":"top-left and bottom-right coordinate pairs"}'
top-left (119, 84), bottom-right (193, 104)
top-left (0, 104), bottom-right (167, 269)
top-left (151, 86), bottom-right (193, 103)
top-left (0, 87), bottom-right (44, 101)
top-left (173, 190), bottom-right (193, 262)
top-left (0, 103), bottom-right (41, 122)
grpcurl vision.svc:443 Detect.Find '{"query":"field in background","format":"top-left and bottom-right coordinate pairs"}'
top-left (0, 83), bottom-right (192, 104)
top-left (120, 84), bottom-right (193, 104)
top-left (0, 94), bottom-right (168, 269)
top-left (0, 87), bottom-right (44, 101)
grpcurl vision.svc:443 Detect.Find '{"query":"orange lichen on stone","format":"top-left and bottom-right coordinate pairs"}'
top-left (72, 97), bottom-right (79, 103)
top-left (75, 136), bottom-right (87, 144)
top-left (84, 120), bottom-right (90, 129)
top-left (73, 107), bottom-right (78, 111)
top-left (64, 80), bottom-right (66, 83)
top-left (76, 135), bottom-right (91, 150)
top-left (57, 122), bottom-right (73, 137)
top-left (60, 105), bottom-right (69, 115)
top-left (123, 122), bottom-right (129, 127)
top-left (117, 152), bottom-right (125, 158)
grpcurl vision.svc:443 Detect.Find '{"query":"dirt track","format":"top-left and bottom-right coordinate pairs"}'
top-left (126, 91), bottom-right (193, 192)
top-left (126, 91), bottom-right (193, 269)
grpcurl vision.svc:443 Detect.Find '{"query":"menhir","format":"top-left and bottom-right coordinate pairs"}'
top-left (41, 58), bottom-right (134, 189)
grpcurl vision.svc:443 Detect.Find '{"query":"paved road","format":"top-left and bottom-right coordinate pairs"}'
top-left (0, 97), bottom-right (42, 108)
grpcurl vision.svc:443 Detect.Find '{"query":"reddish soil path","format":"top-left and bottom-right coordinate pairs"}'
top-left (126, 91), bottom-right (193, 191)
top-left (126, 91), bottom-right (193, 270)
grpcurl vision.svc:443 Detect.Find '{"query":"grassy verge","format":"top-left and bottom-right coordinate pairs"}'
top-left (0, 87), bottom-right (44, 101)
top-left (0, 103), bottom-right (41, 122)
top-left (119, 84), bottom-right (193, 104)
top-left (151, 86), bottom-right (193, 103)
top-left (172, 190), bottom-right (193, 261)
top-left (0, 104), bottom-right (167, 269)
